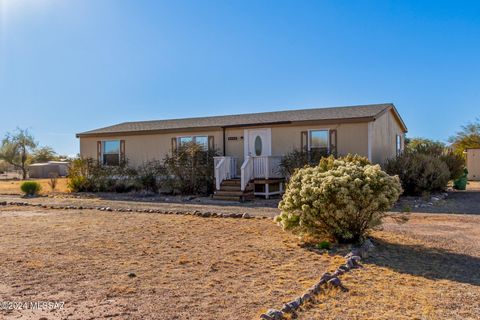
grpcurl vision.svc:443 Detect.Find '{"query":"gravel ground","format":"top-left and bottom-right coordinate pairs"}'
top-left (296, 213), bottom-right (480, 320)
top-left (0, 206), bottom-right (333, 320)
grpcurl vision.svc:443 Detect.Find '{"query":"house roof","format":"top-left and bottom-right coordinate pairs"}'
top-left (76, 103), bottom-right (407, 137)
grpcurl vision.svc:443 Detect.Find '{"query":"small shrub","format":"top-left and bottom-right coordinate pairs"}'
top-left (277, 155), bottom-right (402, 243)
top-left (20, 181), bottom-right (42, 196)
top-left (135, 161), bottom-right (165, 192)
top-left (384, 153), bottom-right (450, 196)
top-left (48, 172), bottom-right (58, 192)
top-left (316, 241), bottom-right (331, 250)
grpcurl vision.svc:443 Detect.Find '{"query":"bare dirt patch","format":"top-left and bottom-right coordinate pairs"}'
top-left (0, 178), bottom-right (69, 195)
top-left (296, 213), bottom-right (480, 320)
top-left (0, 206), bottom-right (332, 320)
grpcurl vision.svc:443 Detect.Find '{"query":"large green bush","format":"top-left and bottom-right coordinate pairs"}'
top-left (277, 155), bottom-right (402, 243)
top-left (404, 138), bottom-right (465, 181)
top-left (20, 181), bottom-right (42, 196)
top-left (384, 153), bottom-right (450, 196)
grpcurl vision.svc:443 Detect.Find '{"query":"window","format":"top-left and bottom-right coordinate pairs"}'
top-left (396, 134), bottom-right (402, 156)
top-left (103, 140), bottom-right (120, 166)
top-left (309, 130), bottom-right (329, 151)
top-left (177, 136), bottom-right (208, 150)
top-left (254, 135), bottom-right (262, 156)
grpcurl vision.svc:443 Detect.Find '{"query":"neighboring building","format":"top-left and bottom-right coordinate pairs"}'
top-left (28, 161), bottom-right (70, 178)
top-left (466, 148), bottom-right (480, 181)
top-left (76, 103), bottom-right (407, 200)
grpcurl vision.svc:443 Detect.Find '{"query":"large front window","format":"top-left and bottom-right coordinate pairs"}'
top-left (103, 140), bottom-right (120, 166)
top-left (178, 136), bottom-right (208, 150)
top-left (309, 130), bottom-right (329, 152)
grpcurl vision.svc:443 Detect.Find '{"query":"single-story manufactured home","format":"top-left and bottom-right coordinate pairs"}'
top-left (76, 103), bottom-right (407, 200)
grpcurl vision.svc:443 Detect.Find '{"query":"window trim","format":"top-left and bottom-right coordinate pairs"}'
top-left (307, 128), bottom-right (330, 152)
top-left (396, 134), bottom-right (402, 156)
top-left (102, 140), bottom-right (121, 166)
top-left (176, 135), bottom-right (209, 150)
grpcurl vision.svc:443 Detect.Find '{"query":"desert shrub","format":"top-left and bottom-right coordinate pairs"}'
top-left (384, 153), bottom-right (450, 196)
top-left (279, 149), bottom-right (330, 178)
top-left (162, 142), bottom-right (218, 195)
top-left (135, 161), bottom-right (165, 192)
top-left (277, 156), bottom-right (402, 243)
top-left (20, 181), bottom-right (42, 196)
top-left (67, 158), bottom-right (137, 192)
top-left (48, 172), bottom-right (58, 192)
top-left (405, 138), bottom-right (465, 181)
top-left (440, 150), bottom-right (465, 180)
top-left (316, 241), bottom-right (331, 250)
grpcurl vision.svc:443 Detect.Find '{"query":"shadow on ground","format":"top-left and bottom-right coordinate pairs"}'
top-left (393, 189), bottom-right (480, 215)
top-left (368, 238), bottom-right (480, 286)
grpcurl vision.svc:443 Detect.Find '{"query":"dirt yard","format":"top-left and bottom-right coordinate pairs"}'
top-left (0, 178), bottom-right (69, 195)
top-left (297, 213), bottom-right (480, 320)
top-left (1, 184), bottom-right (480, 319)
top-left (0, 206), bottom-right (335, 320)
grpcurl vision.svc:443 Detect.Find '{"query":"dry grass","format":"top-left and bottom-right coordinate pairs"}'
top-left (297, 213), bottom-right (480, 320)
top-left (0, 206), bottom-right (332, 320)
top-left (0, 178), bottom-right (69, 195)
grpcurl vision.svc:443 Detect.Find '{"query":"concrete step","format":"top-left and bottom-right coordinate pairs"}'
top-left (214, 190), bottom-right (253, 196)
top-left (212, 195), bottom-right (242, 201)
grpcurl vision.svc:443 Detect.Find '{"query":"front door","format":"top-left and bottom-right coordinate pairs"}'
top-left (244, 128), bottom-right (272, 158)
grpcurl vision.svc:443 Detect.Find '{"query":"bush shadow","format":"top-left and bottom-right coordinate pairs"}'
top-left (368, 238), bottom-right (480, 286)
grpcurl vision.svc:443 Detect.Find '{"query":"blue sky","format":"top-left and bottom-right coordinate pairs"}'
top-left (1, 0), bottom-right (479, 156)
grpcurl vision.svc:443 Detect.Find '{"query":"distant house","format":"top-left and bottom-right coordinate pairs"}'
top-left (76, 103), bottom-right (407, 199)
top-left (29, 161), bottom-right (70, 178)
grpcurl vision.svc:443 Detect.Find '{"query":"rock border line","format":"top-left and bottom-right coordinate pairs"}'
top-left (0, 200), bottom-right (267, 219)
top-left (259, 239), bottom-right (375, 320)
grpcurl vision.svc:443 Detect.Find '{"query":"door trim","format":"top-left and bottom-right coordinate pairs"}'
top-left (243, 128), bottom-right (272, 158)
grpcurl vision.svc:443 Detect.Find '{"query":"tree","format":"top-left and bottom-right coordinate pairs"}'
top-left (405, 138), bottom-right (445, 155)
top-left (449, 118), bottom-right (480, 155)
top-left (0, 129), bottom-right (37, 179)
top-left (31, 146), bottom-right (58, 163)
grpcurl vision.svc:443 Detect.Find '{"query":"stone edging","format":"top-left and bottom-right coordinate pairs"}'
top-left (259, 239), bottom-right (375, 320)
top-left (0, 200), bottom-right (268, 220)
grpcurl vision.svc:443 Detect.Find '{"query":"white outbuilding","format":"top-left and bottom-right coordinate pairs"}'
top-left (28, 161), bottom-right (70, 178)
top-left (466, 148), bottom-right (480, 181)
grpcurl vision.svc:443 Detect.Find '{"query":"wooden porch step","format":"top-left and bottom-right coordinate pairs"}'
top-left (221, 179), bottom-right (241, 186)
top-left (219, 185), bottom-right (243, 191)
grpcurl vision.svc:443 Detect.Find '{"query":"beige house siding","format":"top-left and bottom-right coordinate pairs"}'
top-left (80, 130), bottom-right (223, 168)
top-left (370, 110), bottom-right (405, 164)
top-left (222, 122), bottom-right (369, 165)
top-left (79, 119), bottom-right (397, 168)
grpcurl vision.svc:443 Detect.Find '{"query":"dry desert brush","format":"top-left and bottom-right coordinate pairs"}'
top-left (277, 155), bottom-right (402, 243)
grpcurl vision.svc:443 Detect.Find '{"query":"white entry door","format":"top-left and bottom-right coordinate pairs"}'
top-left (244, 128), bottom-right (272, 158)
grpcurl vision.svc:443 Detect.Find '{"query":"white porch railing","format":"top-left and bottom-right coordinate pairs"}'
top-left (240, 156), bottom-right (254, 191)
top-left (214, 157), bottom-right (237, 190)
top-left (240, 156), bottom-right (283, 191)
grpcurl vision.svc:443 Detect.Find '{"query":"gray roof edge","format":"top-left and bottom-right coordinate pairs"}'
top-left (76, 103), bottom-right (397, 137)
